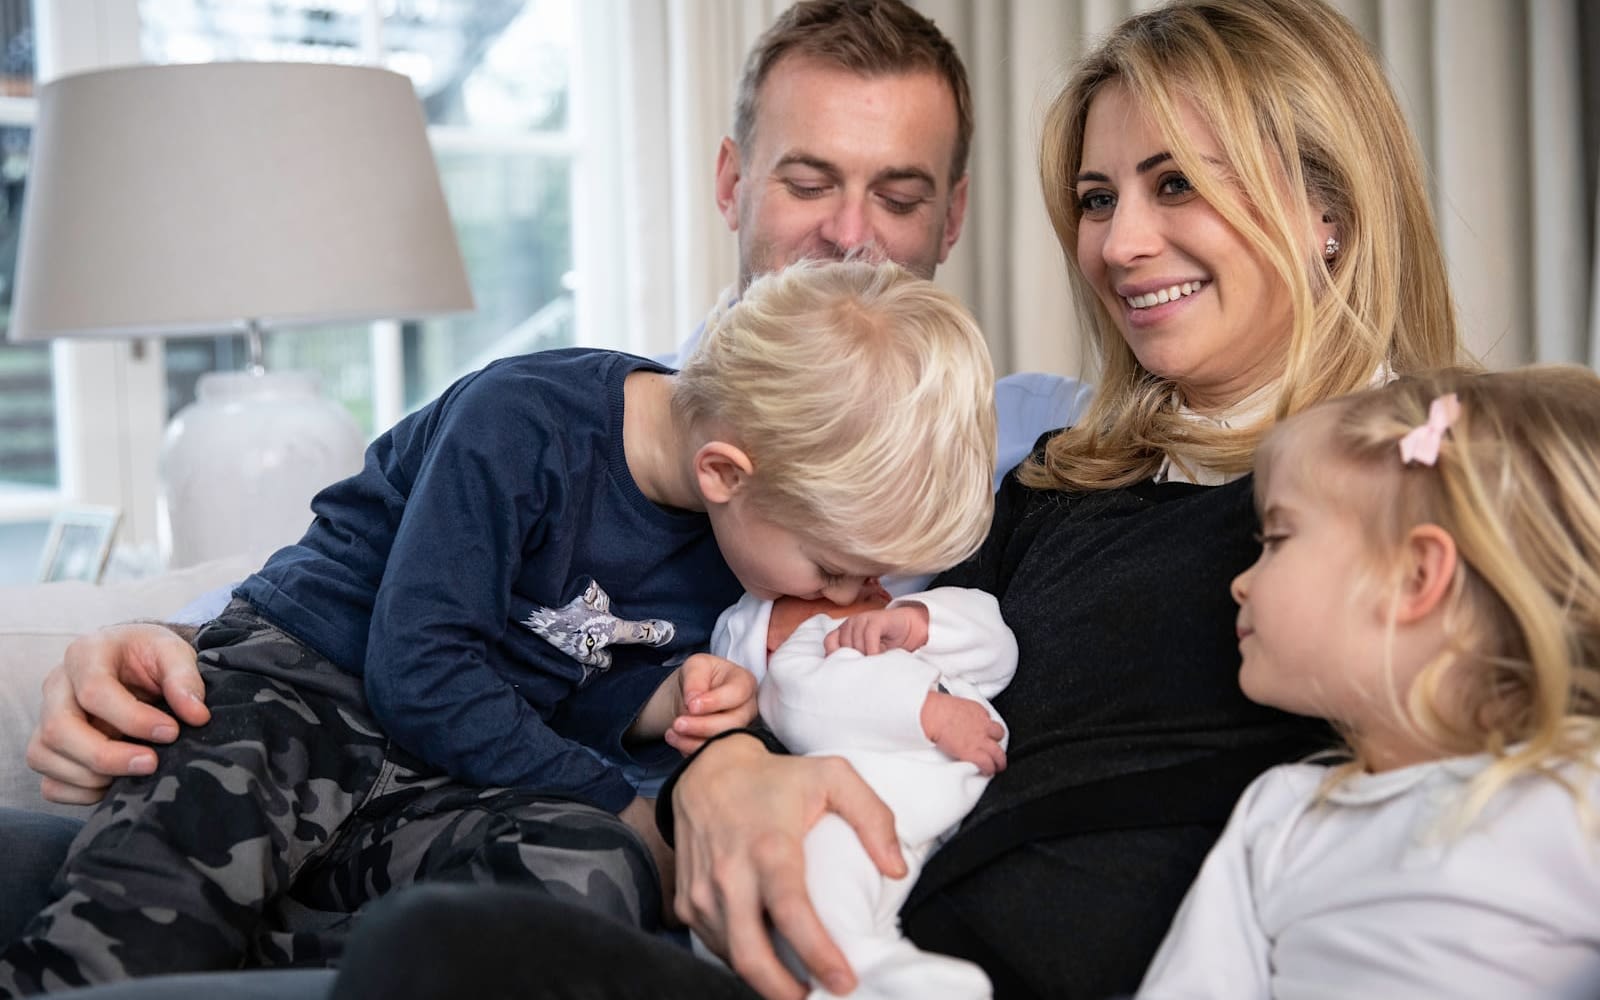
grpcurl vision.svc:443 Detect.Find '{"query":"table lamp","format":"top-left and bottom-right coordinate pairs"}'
top-left (7, 62), bottom-right (474, 568)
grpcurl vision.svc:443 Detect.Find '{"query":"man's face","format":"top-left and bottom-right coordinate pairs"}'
top-left (717, 55), bottom-right (969, 290)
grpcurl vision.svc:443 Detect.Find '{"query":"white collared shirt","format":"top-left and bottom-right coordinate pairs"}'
top-left (1138, 753), bottom-right (1600, 1000)
top-left (1154, 381), bottom-right (1280, 486)
top-left (1154, 366), bottom-right (1396, 486)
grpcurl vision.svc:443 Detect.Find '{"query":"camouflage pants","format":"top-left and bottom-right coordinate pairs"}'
top-left (0, 601), bottom-right (660, 996)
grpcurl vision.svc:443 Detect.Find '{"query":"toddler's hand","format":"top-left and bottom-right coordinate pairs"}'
top-left (664, 653), bottom-right (758, 755)
top-left (920, 690), bottom-right (1006, 776)
top-left (823, 602), bottom-right (930, 656)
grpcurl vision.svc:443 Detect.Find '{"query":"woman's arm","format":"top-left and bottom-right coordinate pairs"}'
top-left (668, 732), bottom-right (905, 1000)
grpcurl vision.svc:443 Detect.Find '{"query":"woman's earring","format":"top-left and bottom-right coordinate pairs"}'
top-left (1323, 235), bottom-right (1340, 261)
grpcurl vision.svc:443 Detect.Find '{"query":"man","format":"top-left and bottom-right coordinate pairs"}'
top-left (3, 2), bottom-right (1085, 996)
top-left (697, 0), bottom-right (1082, 486)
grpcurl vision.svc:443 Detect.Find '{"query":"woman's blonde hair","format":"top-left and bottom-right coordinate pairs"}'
top-left (1026, 0), bottom-right (1458, 492)
top-left (674, 258), bottom-right (997, 575)
top-left (1259, 366), bottom-right (1600, 820)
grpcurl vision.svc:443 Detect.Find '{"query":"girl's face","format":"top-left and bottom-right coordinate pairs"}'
top-left (1073, 82), bottom-right (1297, 413)
top-left (1230, 456), bottom-right (1399, 733)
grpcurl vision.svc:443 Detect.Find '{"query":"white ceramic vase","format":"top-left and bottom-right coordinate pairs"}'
top-left (158, 370), bottom-right (366, 569)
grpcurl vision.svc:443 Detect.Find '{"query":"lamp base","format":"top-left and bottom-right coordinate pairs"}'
top-left (158, 370), bottom-right (366, 569)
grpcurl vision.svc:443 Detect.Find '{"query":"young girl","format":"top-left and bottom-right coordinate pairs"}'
top-left (1137, 366), bottom-right (1600, 999)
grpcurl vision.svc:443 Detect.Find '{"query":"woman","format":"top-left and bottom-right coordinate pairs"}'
top-left (682, 0), bottom-right (1455, 992)
top-left (329, 1), bottom-right (1461, 999)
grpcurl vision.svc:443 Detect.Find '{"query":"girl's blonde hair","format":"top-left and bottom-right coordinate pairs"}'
top-left (1026, 0), bottom-right (1459, 492)
top-left (1259, 366), bottom-right (1600, 819)
top-left (674, 258), bottom-right (997, 575)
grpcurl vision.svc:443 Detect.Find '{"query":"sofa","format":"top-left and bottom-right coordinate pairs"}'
top-left (0, 552), bottom-right (267, 818)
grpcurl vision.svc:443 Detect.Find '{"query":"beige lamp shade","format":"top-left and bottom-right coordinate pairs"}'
top-left (8, 61), bottom-right (474, 342)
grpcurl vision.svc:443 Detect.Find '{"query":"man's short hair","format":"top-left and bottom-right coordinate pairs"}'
top-left (733, 0), bottom-right (974, 184)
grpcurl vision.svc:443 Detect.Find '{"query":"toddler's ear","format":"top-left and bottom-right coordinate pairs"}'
top-left (693, 441), bottom-right (754, 504)
top-left (1394, 523), bottom-right (1457, 624)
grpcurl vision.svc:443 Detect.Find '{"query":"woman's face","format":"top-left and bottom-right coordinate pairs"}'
top-left (1073, 82), bottom-right (1297, 413)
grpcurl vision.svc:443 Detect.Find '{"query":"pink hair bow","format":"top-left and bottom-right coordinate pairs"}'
top-left (1398, 393), bottom-right (1460, 466)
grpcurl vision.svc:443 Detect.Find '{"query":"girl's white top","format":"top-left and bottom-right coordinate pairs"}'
top-left (1137, 753), bottom-right (1600, 1000)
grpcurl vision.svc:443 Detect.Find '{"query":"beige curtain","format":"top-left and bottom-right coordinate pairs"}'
top-left (620, 1), bottom-right (1596, 376)
top-left (614, 0), bottom-right (789, 356)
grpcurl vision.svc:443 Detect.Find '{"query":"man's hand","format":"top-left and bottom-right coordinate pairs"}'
top-left (27, 622), bottom-right (210, 804)
top-left (822, 602), bottom-right (929, 656)
top-left (920, 690), bottom-right (1006, 776)
top-left (662, 653), bottom-right (758, 755)
top-left (618, 795), bottom-right (677, 924)
top-left (672, 734), bottom-right (905, 1000)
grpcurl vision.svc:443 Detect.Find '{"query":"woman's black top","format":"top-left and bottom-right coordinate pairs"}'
top-left (900, 462), bottom-right (1331, 999)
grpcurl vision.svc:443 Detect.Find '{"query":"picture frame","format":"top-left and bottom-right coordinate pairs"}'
top-left (36, 505), bottom-right (122, 584)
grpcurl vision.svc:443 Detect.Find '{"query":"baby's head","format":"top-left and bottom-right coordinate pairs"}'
top-left (1238, 366), bottom-right (1600, 783)
top-left (675, 258), bottom-right (997, 600)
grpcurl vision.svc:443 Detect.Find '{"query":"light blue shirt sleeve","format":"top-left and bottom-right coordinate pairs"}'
top-left (993, 371), bottom-right (1093, 489)
top-left (171, 584), bottom-right (236, 626)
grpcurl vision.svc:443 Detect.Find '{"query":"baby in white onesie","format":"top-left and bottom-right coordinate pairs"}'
top-left (710, 585), bottom-right (1018, 1000)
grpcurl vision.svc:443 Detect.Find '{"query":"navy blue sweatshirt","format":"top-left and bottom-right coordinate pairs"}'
top-left (237, 349), bottom-right (742, 812)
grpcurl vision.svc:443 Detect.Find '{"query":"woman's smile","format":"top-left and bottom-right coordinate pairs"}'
top-left (1119, 278), bottom-right (1211, 327)
top-left (1075, 82), bottom-right (1297, 408)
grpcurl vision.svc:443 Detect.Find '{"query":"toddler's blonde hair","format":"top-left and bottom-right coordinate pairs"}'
top-left (674, 258), bottom-right (997, 576)
top-left (1258, 366), bottom-right (1600, 820)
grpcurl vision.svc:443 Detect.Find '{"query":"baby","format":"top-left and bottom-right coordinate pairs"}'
top-left (712, 583), bottom-right (1015, 1000)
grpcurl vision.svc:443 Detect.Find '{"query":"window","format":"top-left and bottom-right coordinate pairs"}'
top-left (0, 1), bottom-right (45, 492)
top-left (0, 126), bottom-right (48, 486)
top-left (0, 0), bottom-right (50, 582)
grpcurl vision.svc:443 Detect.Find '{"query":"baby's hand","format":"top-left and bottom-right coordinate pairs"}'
top-left (921, 690), bottom-right (1006, 776)
top-left (823, 602), bottom-right (930, 656)
top-left (664, 653), bottom-right (758, 755)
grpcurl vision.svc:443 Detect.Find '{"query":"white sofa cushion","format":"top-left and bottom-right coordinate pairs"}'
top-left (0, 552), bottom-right (266, 818)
